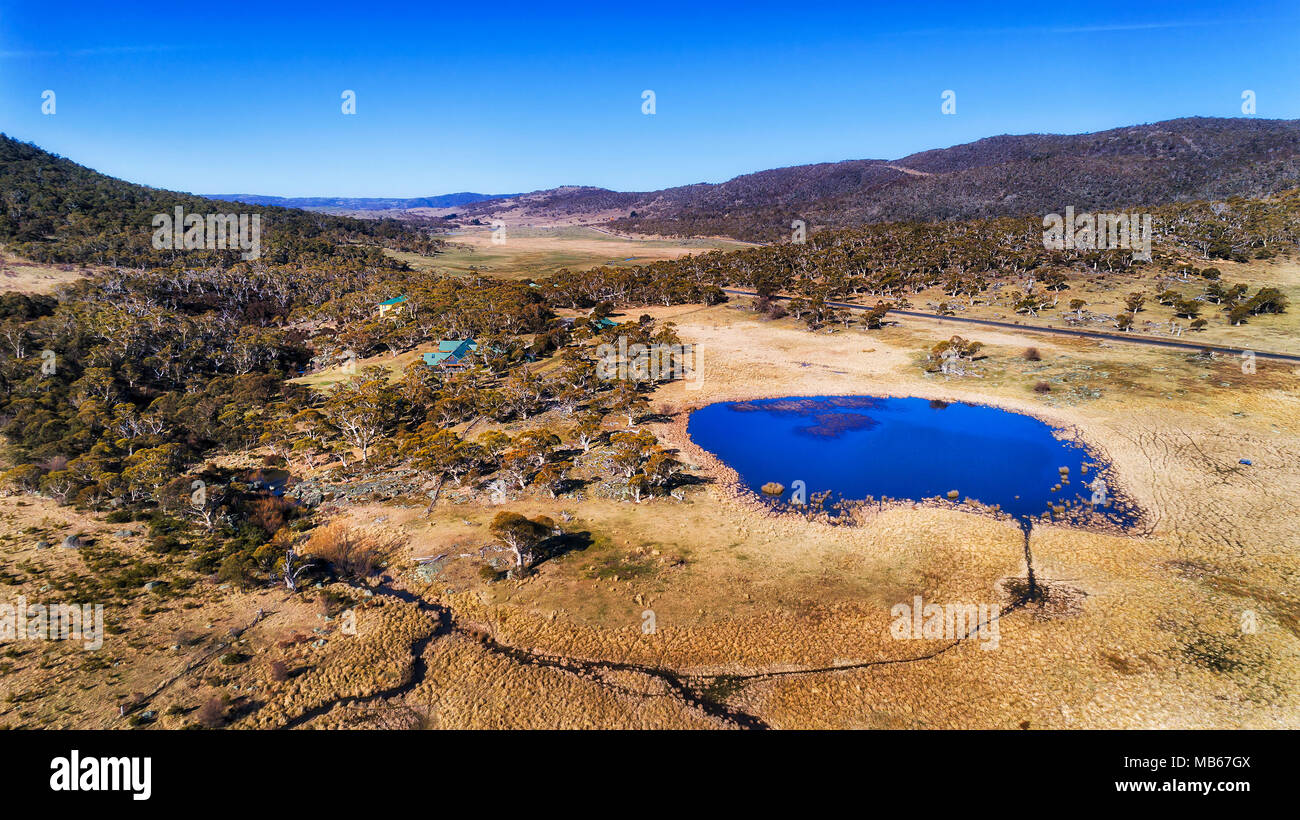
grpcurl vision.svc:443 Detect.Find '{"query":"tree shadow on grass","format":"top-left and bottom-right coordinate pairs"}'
top-left (670, 472), bottom-right (714, 489)
top-left (534, 530), bottom-right (594, 568)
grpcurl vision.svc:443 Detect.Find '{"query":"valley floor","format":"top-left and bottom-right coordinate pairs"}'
top-left (3, 299), bottom-right (1296, 729)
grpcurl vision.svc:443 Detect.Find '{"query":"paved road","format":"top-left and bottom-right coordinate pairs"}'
top-left (721, 288), bottom-right (1300, 364)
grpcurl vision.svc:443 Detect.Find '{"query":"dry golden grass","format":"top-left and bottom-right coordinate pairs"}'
top-left (288, 345), bottom-right (427, 391)
top-left (903, 255), bottom-right (1300, 355)
top-left (0, 498), bottom-right (433, 729)
top-left (3, 294), bottom-right (1297, 729)
top-left (387, 226), bottom-right (746, 281)
top-left (0, 248), bottom-right (92, 294)
top-left (276, 300), bottom-right (1299, 729)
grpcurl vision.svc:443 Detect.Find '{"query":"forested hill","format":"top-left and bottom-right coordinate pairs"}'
top-left (436, 117), bottom-right (1300, 242)
top-left (609, 117), bottom-right (1300, 241)
top-left (0, 134), bottom-right (445, 268)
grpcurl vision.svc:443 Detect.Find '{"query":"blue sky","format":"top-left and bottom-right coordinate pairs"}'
top-left (2, 0), bottom-right (1297, 197)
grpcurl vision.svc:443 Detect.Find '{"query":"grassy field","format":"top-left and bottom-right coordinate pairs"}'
top-left (310, 301), bottom-right (1300, 728)
top-left (386, 226), bottom-right (748, 281)
top-left (4, 231), bottom-right (1298, 730)
top-left (891, 255), bottom-right (1300, 356)
top-left (288, 346), bottom-right (429, 391)
top-left (0, 247), bottom-right (92, 294)
top-left (4, 299), bottom-right (1298, 729)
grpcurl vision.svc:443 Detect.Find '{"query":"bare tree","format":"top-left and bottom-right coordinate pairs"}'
top-left (283, 548), bottom-right (313, 591)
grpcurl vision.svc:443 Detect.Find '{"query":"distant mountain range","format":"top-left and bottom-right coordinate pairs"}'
top-left (13, 117), bottom-right (1300, 250)
top-left (204, 192), bottom-right (517, 211)
top-left (443, 117), bottom-right (1300, 241)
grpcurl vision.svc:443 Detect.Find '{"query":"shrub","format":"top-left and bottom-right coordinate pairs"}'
top-left (1, 465), bottom-right (44, 492)
top-left (1023, 347), bottom-right (1041, 361)
top-left (1033, 381), bottom-right (1052, 393)
top-left (930, 335), bottom-right (983, 360)
top-left (216, 554), bottom-right (256, 589)
top-left (318, 588), bottom-right (353, 615)
top-left (150, 535), bottom-right (184, 554)
top-left (147, 514), bottom-right (184, 537)
top-left (304, 521), bottom-right (395, 580)
top-left (247, 495), bottom-right (292, 536)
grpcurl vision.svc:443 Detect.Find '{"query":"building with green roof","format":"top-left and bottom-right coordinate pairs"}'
top-left (423, 339), bottom-right (478, 369)
top-left (377, 295), bottom-right (409, 317)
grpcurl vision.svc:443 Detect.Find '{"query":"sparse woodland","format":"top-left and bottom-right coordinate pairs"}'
top-left (1, 129), bottom-right (1295, 594)
top-left (554, 193), bottom-right (1297, 331)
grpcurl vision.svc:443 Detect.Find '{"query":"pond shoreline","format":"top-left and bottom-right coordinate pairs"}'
top-left (660, 388), bottom-right (1145, 537)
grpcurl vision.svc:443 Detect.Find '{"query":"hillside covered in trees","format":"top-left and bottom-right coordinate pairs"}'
top-left (544, 188), bottom-right (1300, 327)
top-left (446, 118), bottom-right (1300, 242)
top-left (0, 135), bottom-right (446, 268)
top-left (0, 136), bottom-right (687, 589)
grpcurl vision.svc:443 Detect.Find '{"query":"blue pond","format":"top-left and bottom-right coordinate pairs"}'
top-left (688, 396), bottom-right (1132, 527)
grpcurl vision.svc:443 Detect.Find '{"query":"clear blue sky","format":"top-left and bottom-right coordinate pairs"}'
top-left (2, 0), bottom-right (1297, 197)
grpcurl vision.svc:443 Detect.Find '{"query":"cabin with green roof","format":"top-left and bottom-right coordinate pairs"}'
top-left (423, 339), bottom-right (478, 369)
top-left (377, 295), bottom-right (409, 317)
